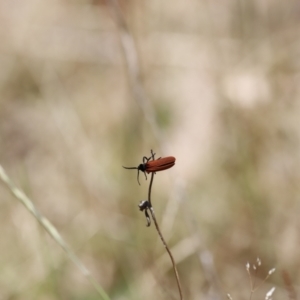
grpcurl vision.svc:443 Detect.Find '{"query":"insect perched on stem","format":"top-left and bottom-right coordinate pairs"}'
top-left (123, 154), bottom-right (176, 185)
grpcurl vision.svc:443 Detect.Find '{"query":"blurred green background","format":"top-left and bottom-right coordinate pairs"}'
top-left (0, 0), bottom-right (299, 299)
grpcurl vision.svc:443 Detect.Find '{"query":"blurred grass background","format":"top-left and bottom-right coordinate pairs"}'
top-left (0, 0), bottom-right (299, 299)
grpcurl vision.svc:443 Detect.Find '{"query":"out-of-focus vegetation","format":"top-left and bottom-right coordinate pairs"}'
top-left (0, 0), bottom-right (299, 299)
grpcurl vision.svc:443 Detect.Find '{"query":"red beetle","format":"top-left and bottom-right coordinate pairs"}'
top-left (123, 155), bottom-right (176, 185)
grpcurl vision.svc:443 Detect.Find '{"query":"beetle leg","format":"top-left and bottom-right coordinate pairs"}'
top-left (150, 150), bottom-right (156, 160)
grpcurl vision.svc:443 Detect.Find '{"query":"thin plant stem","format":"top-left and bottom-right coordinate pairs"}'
top-left (147, 155), bottom-right (183, 299)
top-left (106, 0), bottom-right (165, 152)
top-left (282, 270), bottom-right (297, 300)
top-left (247, 266), bottom-right (254, 300)
top-left (0, 164), bottom-right (110, 300)
top-left (246, 260), bottom-right (276, 300)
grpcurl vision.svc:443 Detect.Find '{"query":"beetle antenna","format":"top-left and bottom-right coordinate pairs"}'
top-left (137, 169), bottom-right (141, 185)
top-left (122, 166), bottom-right (138, 170)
